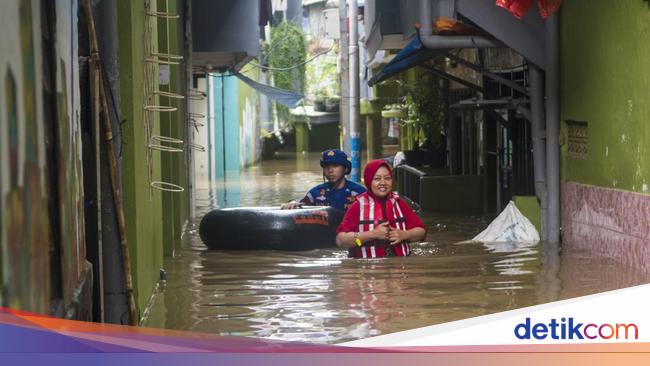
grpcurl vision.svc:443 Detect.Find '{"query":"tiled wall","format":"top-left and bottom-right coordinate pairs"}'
top-left (562, 181), bottom-right (650, 273)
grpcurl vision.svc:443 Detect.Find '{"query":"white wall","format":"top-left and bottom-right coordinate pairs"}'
top-left (191, 77), bottom-right (210, 189)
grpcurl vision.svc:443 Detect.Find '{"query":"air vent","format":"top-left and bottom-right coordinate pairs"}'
top-left (566, 120), bottom-right (588, 160)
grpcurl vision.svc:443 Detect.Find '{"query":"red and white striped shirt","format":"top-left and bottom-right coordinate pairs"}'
top-left (337, 192), bottom-right (425, 258)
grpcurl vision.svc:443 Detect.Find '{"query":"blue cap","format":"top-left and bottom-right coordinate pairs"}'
top-left (320, 149), bottom-right (351, 175)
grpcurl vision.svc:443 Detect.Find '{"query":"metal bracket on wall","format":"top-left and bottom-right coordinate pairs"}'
top-left (188, 89), bottom-right (207, 101)
top-left (143, 0), bottom-right (186, 196)
top-left (185, 142), bottom-right (206, 152)
top-left (146, 52), bottom-right (184, 65)
top-left (149, 135), bottom-right (184, 153)
top-left (146, 11), bottom-right (180, 19)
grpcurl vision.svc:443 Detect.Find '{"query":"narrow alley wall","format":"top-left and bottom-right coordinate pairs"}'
top-left (238, 67), bottom-right (262, 168)
top-left (205, 68), bottom-right (263, 180)
top-left (117, 0), bottom-right (192, 315)
top-left (0, 0), bottom-right (52, 314)
top-left (157, 0), bottom-right (190, 257)
top-left (117, 0), bottom-right (164, 314)
top-left (561, 0), bottom-right (650, 272)
top-left (53, 0), bottom-right (89, 317)
top-left (0, 0), bottom-right (89, 317)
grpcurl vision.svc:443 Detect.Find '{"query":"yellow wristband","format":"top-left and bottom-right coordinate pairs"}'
top-left (354, 233), bottom-right (362, 247)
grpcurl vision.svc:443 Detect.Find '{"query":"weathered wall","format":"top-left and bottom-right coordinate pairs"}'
top-left (237, 67), bottom-right (262, 168)
top-left (209, 70), bottom-right (263, 175)
top-left (158, 0), bottom-right (189, 257)
top-left (117, 0), bottom-right (192, 315)
top-left (560, 0), bottom-right (650, 272)
top-left (212, 74), bottom-right (240, 175)
top-left (0, 0), bottom-right (89, 315)
top-left (0, 0), bottom-right (51, 313)
top-left (117, 0), bottom-right (165, 314)
top-left (191, 77), bottom-right (209, 188)
top-left (561, 0), bottom-right (650, 190)
top-left (55, 0), bottom-right (87, 315)
top-left (1, 0), bottom-right (191, 318)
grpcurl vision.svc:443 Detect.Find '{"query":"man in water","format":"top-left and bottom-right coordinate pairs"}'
top-left (281, 149), bottom-right (366, 211)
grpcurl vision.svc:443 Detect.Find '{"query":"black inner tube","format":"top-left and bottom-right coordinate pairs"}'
top-left (199, 206), bottom-right (344, 251)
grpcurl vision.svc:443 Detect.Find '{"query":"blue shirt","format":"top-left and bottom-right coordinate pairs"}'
top-left (300, 180), bottom-right (366, 211)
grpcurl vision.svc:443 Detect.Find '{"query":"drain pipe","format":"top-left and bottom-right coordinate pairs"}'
top-left (349, 0), bottom-right (361, 182)
top-left (185, 0), bottom-right (196, 218)
top-left (545, 14), bottom-right (560, 243)
top-left (89, 0), bottom-right (128, 325)
top-left (529, 65), bottom-right (547, 240)
top-left (419, 0), bottom-right (501, 49)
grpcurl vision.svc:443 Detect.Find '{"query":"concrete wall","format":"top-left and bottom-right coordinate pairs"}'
top-left (419, 175), bottom-right (484, 213)
top-left (210, 73), bottom-right (240, 176)
top-left (237, 67), bottom-right (262, 168)
top-left (158, 0), bottom-right (190, 257)
top-left (0, 0), bottom-right (90, 317)
top-left (191, 77), bottom-right (209, 189)
top-left (207, 69), bottom-right (263, 176)
top-left (513, 195), bottom-right (541, 234)
top-left (0, 0), bottom-right (191, 319)
top-left (561, 0), bottom-right (650, 191)
top-left (1, 0), bottom-right (51, 313)
top-left (117, 0), bottom-right (165, 314)
top-left (53, 0), bottom-right (88, 315)
top-left (560, 0), bottom-right (650, 272)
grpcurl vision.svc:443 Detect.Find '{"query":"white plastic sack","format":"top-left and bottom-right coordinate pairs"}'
top-left (472, 201), bottom-right (540, 243)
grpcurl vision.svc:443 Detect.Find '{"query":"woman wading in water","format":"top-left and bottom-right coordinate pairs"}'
top-left (336, 160), bottom-right (426, 258)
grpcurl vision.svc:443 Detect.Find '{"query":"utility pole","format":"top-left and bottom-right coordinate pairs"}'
top-left (338, 0), bottom-right (350, 155)
top-left (348, 0), bottom-right (360, 182)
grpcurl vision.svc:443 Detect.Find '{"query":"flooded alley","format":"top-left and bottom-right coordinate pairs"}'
top-left (5, 2), bottom-right (650, 364)
top-left (142, 153), bottom-right (650, 344)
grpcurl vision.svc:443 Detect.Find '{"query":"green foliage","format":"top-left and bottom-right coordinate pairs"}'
top-left (265, 21), bottom-right (307, 124)
top-left (399, 61), bottom-right (446, 147)
top-left (306, 48), bottom-right (338, 100)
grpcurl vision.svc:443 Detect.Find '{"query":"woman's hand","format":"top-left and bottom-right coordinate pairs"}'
top-left (388, 227), bottom-right (426, 245)
top-left (370, 222), bottom-right (391, 240)
top-left (387, 229), bottom-right (407, 245)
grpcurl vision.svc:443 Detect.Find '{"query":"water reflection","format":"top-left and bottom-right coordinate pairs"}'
top-left (142, 153), bottom-right (650, 344)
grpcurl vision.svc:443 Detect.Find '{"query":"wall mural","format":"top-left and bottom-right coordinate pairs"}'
top-left (0, 0), bottom-right (51, 313)
top-left (0, 0), bottom-right (86, 314)
top-left (54, 0), bottom-right (86, 310)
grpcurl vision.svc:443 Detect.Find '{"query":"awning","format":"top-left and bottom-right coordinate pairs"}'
top-left (368, 33), bottom-right (438, 86)
top-left (234, 72), bottom-right (304, 108)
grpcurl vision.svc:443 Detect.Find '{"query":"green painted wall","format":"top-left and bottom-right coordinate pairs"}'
top-left (512, 196), bottom-right (541, 234)
top-left (169, 0), bottom-right (189, 255)
top-left (561, 1), bottom-right (650, 192)
top-left (117, 0), bottom-right (165, 316)
top-left (158, 0), bottom-right (189, 257)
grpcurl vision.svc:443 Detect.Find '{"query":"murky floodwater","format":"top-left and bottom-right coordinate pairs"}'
top-left (142, 153), bottom-right (650, 343)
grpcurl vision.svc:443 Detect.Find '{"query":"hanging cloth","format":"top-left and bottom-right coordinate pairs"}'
top-left (234, 72), bottom-right (304, 108)
top-left (537, 0), bottom-right (562, 19)
top-left (496, 0), bottom-right (562, 20)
